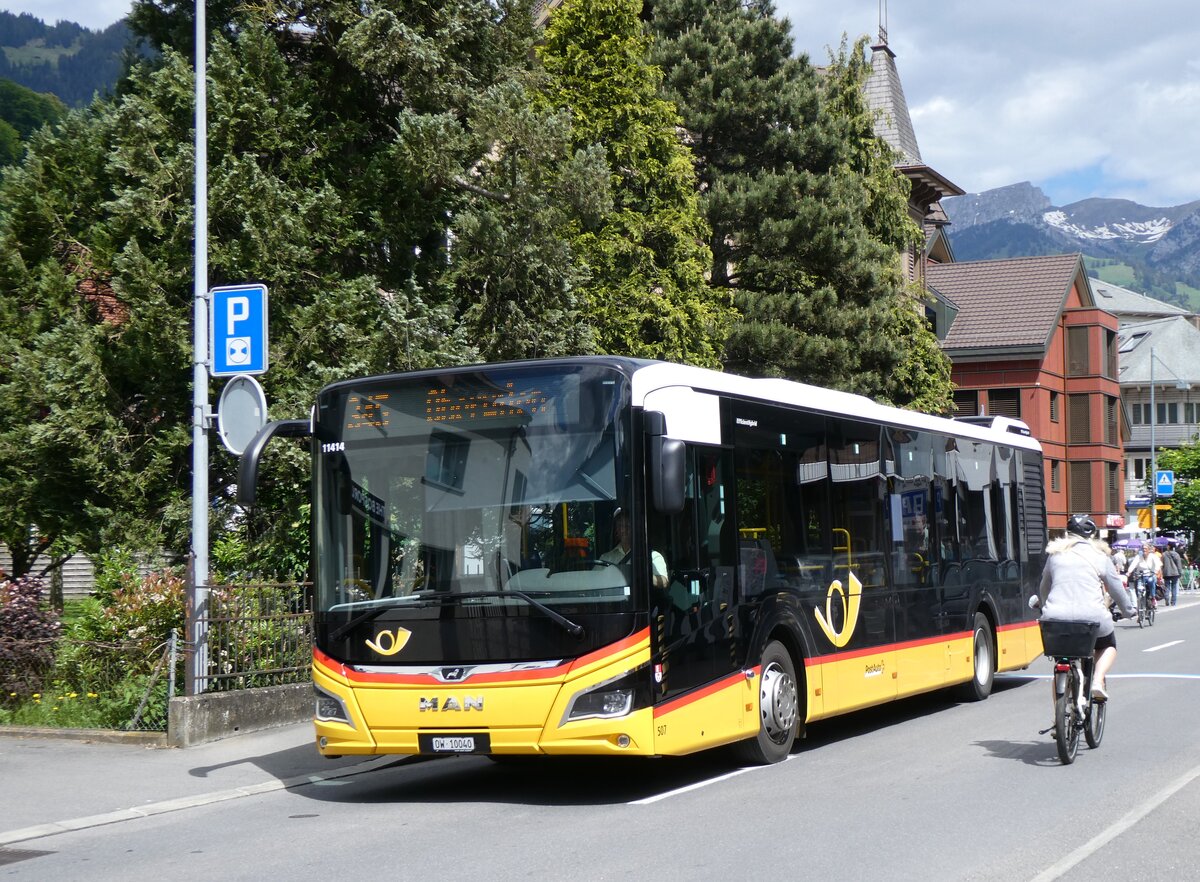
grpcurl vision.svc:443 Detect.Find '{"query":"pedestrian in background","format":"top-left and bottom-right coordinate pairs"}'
top-left (1162, 540), bottom-right (1183, 606)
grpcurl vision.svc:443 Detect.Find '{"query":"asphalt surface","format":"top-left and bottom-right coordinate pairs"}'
top-left (0, 721), bottom-right (391, 847)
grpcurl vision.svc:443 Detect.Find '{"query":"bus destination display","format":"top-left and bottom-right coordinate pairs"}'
top-left (343, 382), bottom-right (551, 431)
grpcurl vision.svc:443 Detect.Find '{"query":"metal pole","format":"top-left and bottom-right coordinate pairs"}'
top-left (189, 0), bottom-right (210, 695)
top-left (1150, 346), bottom-right (1157, 538)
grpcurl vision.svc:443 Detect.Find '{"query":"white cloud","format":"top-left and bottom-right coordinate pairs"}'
top-left (5, 0), bottom-right (1198, 206)
top-left (775, 0), bottom-right (1200, 206)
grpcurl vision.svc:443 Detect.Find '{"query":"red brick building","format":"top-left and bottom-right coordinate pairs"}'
top-left (928, 255), bottom-right (1123, 533)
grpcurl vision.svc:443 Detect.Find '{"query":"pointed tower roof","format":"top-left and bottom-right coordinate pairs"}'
top-left (864, 26), bottom-right (922, 164)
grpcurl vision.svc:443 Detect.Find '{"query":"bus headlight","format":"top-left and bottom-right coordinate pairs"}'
top-left (563, 671), bottom-right (643, 723)
top-left (315, 684), bottom-right (354, 727)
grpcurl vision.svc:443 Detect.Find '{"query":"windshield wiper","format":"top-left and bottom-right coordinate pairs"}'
top-left (329, 597), bottom-right (430, 642)
top-left (507, 591), bottom-right (585, 639)
top-left (328, 591), bottom-right (585, 641)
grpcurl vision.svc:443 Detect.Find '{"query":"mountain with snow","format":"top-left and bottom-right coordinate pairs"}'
top-left (942, 183), bottom-right (1200, 304)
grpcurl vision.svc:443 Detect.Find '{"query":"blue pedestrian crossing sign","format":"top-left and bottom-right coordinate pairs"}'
top-left (1156, 470), bottom-right (1175, 497)
top-left (210, 284), bottom-right (268, 377)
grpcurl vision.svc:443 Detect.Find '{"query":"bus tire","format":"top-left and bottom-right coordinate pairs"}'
top-left (734, 640), bottom-right (799, 765)
top-left (957, 612), bottom-right (995, 702)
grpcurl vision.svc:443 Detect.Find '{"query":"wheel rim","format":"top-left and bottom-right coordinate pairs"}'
top-left (973, 627), bottom-right (991, 684)
top-left (760, 660), bottom-right (798, 745)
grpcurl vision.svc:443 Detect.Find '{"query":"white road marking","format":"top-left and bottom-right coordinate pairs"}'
top-left (628, 755), bottom-right (797, 805)
top-left (1030, 761), bottom-right (1200, 881)
top-left (1145, 640), bottom-right (1184, 652)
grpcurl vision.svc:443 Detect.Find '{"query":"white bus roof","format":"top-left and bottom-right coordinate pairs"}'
top-left (629, 361), bottom-right (1042, 454)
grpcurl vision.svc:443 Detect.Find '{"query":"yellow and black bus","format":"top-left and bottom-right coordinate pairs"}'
top-left (240, 357), bottom-right (1047, 763)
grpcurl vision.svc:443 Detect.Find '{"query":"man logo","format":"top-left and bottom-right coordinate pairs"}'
top-left (365, 627), bottom-right (411, 656)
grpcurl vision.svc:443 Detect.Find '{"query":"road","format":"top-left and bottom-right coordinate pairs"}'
top-left (3, 601), bottom-right (1199, 881)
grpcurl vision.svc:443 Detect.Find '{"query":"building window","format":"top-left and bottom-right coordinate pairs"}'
top-left (1156, 402), bottom-right (1179, 425)
top-left (1068, 394), bottom-right (1091, 444)
top-left (1069, 461), bottom-right (1092, 512)
top-left (1105, 330), bottom-right (1118, 379)
top-left (987, 388), bottom-right (1020, 419)
top-left (1067, 327), bottom-right (1090, 376)
top-left (1050, 391), bottom-right (1060, 423)
top-left (953, 390), bottom-right (978, 416)
top-left (1051, 460), bottom-right (1061, 493)
top-left (1107, 462), bottom-right (1121, 512)
top-left (1186, 402), bottom-right (1197, 425)
top-left (1105, 396), bottom-right (1118, 445)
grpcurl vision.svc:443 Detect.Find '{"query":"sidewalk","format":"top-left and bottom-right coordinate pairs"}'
top-left (0, 721), bottom-right (395, 846)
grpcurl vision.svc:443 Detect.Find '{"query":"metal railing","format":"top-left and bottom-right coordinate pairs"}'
top-left (187, 582), bottom-right (314, 694)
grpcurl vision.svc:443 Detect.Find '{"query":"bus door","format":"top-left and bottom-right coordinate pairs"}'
top-left (649, 446), bottom-right (741, 706)
top-left (823, 419), bottom-right (897, 714)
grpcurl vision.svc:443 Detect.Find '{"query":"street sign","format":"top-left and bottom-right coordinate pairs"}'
top-left (1156, 470), bottom-right (1175, 497)
top-left (210, 284), bottom-right (268, 376)
top-left (216, 374), bottom-right (268, 456)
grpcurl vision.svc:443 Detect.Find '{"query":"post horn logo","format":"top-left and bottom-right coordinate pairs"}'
top-left (813, 571), bottom-right (862, 649)
top-left (366, 626), bottom-right (412, 656)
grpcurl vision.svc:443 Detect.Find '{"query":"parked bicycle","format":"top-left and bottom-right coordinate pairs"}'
top-left (1038, 620), bottom-right (1104, 764)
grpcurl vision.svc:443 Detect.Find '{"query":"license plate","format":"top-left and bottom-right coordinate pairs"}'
top-left (419, 733), bottom-right (490, 754)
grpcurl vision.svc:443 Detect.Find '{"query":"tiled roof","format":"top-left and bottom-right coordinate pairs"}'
top-left (928, 253), bottom-right (1087, 354)
top-left (1117, 317), bottom-right (1200, 386)
top-left (1091, 278), bottom-right (1191, 322)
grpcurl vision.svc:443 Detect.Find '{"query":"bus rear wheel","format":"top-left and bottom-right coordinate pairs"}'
top-left (734, 640), bottom-right (799, 765)
top-left (957, 612), bottom-right (995, 702)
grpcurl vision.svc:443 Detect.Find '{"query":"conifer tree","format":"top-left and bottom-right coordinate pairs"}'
top-left (648, 0), bottom-right (951, 408)
top-left (538, 0), bottom-right (733, 368)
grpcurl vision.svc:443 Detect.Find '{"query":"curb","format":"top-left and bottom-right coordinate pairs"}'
top-left (0, 726), bottom-right (168, 747)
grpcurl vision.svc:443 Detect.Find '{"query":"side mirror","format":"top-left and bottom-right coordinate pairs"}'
top-left (237, 419), bottom-right (312, 507)
top-left (645, 411), bottom-right (685, 514)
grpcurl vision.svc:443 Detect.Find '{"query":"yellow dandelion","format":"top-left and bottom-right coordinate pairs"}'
top-left (87, 692), bottom-right (98, 699)
top-left (31, 693), bottom-right (40, 699)
top-left (68, 693), bottom-right (78, 699)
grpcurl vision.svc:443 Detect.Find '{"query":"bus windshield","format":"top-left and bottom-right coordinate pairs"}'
top-left (313, 364), bottom-right (635, 634)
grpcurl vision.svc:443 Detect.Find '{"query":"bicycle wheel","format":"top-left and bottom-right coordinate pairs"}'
top-left (1054, 686), bottom-right (1079, 764)
top-left (1148, 594), bottom-right (1156, 626)
top-left (1138, 589), bottom-right (1146, 628)
top-left (1085, 696), bottom-right (1106, 748)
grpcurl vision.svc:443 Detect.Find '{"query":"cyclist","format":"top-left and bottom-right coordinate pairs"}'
top-left (1126, 541), bottom-right (1162, 612)
top-left (1031, 515), bottom-right (1136, 701)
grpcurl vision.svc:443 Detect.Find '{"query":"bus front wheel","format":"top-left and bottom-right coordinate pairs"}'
top-left (734, 640), bottom-right (799, 765)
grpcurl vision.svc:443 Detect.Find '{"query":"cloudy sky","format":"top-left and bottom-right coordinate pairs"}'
top-left (5, 0), bottom-right (1199, 208)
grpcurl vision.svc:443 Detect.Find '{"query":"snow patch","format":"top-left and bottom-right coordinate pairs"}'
top-left (1043, 210), bottom-right (1172, 243)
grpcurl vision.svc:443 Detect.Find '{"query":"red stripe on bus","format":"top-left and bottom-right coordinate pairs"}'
top-left (653, 668), bottom-right (754, 718)
top-left (997, 619), bottom-right (1039, 633)
top-left (316, 628), bottom-right (650, 686)
top-left (804, 617), bottom-right (1039, 666)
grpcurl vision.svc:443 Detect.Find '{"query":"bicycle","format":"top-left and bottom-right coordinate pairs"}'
top-left (1136, 577), bottom-right (1156, 627)
top-left (1038, 620), bottom-right (1104, 765)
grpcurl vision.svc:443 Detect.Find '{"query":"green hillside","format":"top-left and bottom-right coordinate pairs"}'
top-left (0, 11), bottom-right (138, 107)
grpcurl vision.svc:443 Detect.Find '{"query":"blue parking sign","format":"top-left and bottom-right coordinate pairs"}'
top-left (210, 284), bottom-right (268, 376)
